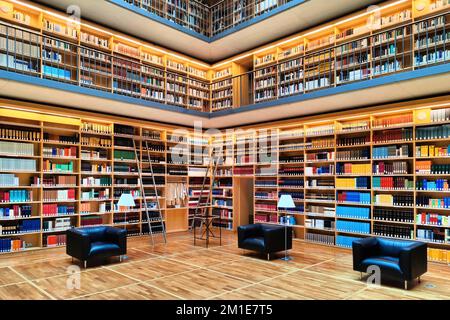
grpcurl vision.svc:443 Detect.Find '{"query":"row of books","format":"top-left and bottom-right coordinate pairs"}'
top-left (45, 234), bottom-right (67, 247)
top-left (81, 177), bottom-right (112, 186)
top-left (42, 176), bottom-right (76, 186)
top-left (308, 205), bottom-right (335, 216)
top-left (335, 177), bottom-right (369, 189)
top-left (43, 217), bottom-right (72, 232)
top-left (81, 189), bottom-right (110, 201)
top-left (80, 215), bottom-right (103, 226)
top-left (336, 235), bottom-right (360, 248)
top-left (0, 141), bottom-right (34, 156)
top-left (278, 179), bottom-right (304, 188)
top-left (0, 128), bottom-right (40, 141)
top-left (43, 146), bottom-right (77, 158)
top-left (374, 194), bottom-right (414, 207)
top-left (416, 125), bottom-right (450, 140)
top-left (0, 219), bottom-right (40, 234)
top-left (81, 136), bottom-right (112, 147)
top-left (373, 224), bottom-right (414, 239)
top-left (336, 220), bottom-right (370, 234)
top-left (42, 204), bottom-right (76, 216)
top-left (305, 218), bottom-right (334, 230)
top-left (336, 206), bottom-right (370, 219)
top-left (306, 179), bottom-right (334, 188)
top-left (373, 208), bottom-right (414, 223)
top-left (428, 248), bottom-right (450, 264)
top-left (336, 149), bottom-right (369, 161)
top-left (0, 158), bottom-right (36, 171)
top-left (373, 161), bottom-right (409, 175)
top-left (337, 191), bottom-right (371, 204)
top-left (372, 145), bottom-right (410, 158)
top-left (279, 167), bottom-right (303, 176)
top-left (81, 163), bottom-right (111, 173)
top-left (416, 179), bottom-right (450, 191)
top-left (305, 165), bottom-right (334, 176)
top-left (337, 136), bottom-right (369, 146)
top-left (0, 190), bottom-right (32, 203)
top-left (306, 138), bottom-right (334, 149)
top-left (42, 189), bottom-right (76, 202)
top-left (416, 196), bottom-right (450, 209)
top-left (373, 114), bottom-right (413, 128)
top-left (416, 145), bottom-right (450, 157)
top-left (416, 162), bottom-right (450, 174)
top-left (306, 151), bottom-right (334, 162)
top-left (43, 160), bottom-right (74, 172)
top-left (279, 215), bottom-right (296, 226)
top-left (0, 238), bottom-right (31, 252)
top-left (255, 213), bottom-right (278, 223)
top-left (0, 174), bottom-right (19, 187)
top-left (417, 212), bottom-right (450, 226)
top-left (0, 205), bottom-right (32, 219)
top-left (306, 232), bottom-right (335, 245)
top-left (417, 228), bottom-right (448, 243)
top-left (336, 163), bottom-right (371, 175)
top-left (431, 107), bottom-right (450, 123)
top-left (373, 176), bottom-right (414, 190)
top-left (373, 128), bottom-right (413, 143)
top-left (255, 203), bottom-right (277, 212)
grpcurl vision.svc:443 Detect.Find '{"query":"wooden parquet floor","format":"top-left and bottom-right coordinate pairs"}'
top-left (0, 232), bottom-right (448, 300)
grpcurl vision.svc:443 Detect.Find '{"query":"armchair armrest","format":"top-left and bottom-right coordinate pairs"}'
top-left (105, 227), bottom-right (127, 254)
top-left (238, 224), bottom-right (261, 244)
top-left (399, 242), bottom-right (427, 280)
top-left (352, 237), bottom-right (379, 272)
top-left (66, 228), bottom-right (91, 261)
top-left (263, 225), bottom-right (292, 253)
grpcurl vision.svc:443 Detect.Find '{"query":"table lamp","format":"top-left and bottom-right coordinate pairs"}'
top-left (278, 194), bottom-right (295, 261)
top-left (117, 193), bottom-right (135, 261)
top-left (118, 193), bottom-right (135, 209)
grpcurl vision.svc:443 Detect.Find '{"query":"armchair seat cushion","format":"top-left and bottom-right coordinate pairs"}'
top-left (361, 256), bottom-right (402, 278)
top-left (241, 237), bottom-right (265, 251)
top-left (89, 242), bottom-right (122, 257)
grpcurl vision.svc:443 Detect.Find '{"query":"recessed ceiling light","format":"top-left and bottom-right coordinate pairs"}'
top-left (415, 1), bottom-right (427, 11)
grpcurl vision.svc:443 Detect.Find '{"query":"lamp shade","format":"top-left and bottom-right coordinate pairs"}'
top-left (118, 193), bottom-right (136, 207)
top-left (278, 194), bottom-right (295, 209)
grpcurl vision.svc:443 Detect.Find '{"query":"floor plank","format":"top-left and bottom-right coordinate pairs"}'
top-left (0, 231), bottom-right (447, 300)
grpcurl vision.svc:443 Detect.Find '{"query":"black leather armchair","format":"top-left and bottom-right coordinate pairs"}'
top-left (352, 237), bottom-right (427, 289)
top-left (66, 226), bottom-right (127, 268)
top-left (238, 224), bottom-right (292, 260)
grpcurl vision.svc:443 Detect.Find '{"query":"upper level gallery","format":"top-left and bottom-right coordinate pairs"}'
top-left (33, 0), bottom-right (380, 60)
top-left (0, 0), bottom-right (450, 127)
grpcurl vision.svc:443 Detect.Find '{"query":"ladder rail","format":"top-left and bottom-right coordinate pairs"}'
top-left (132, 139), bottom-right (155, 246)
top-left (191, 143), bottom-right (222, 231)
top-left (144, 140), bottom-right (167, 243)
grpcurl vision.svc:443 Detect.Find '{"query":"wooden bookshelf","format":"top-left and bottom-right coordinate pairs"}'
top-left (218, 101), bottom-right (450, 263)
top-left (4, 95), bottom-right (450, 263)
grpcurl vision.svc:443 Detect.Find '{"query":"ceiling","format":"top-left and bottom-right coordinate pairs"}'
top-left (33, 0), bottom-right (381, 62)
top-left (1, 69), bottom-right (449, 129)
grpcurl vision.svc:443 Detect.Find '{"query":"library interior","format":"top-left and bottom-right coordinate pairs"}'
top-left (0, 0), bottom-right (449, 303)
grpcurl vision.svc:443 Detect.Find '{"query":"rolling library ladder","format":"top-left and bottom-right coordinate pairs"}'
top-left (132, 139), bottom-right (167, 245)
top-left (190, 150), bottom-right (222, 247)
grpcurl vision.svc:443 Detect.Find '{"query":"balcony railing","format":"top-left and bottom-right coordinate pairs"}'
top-left (0, 12), bottom-right (449, 114)
top-left (122, 0), bottom-right (294, 37)
top-left (213, 11), bottom-right (450, 111)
